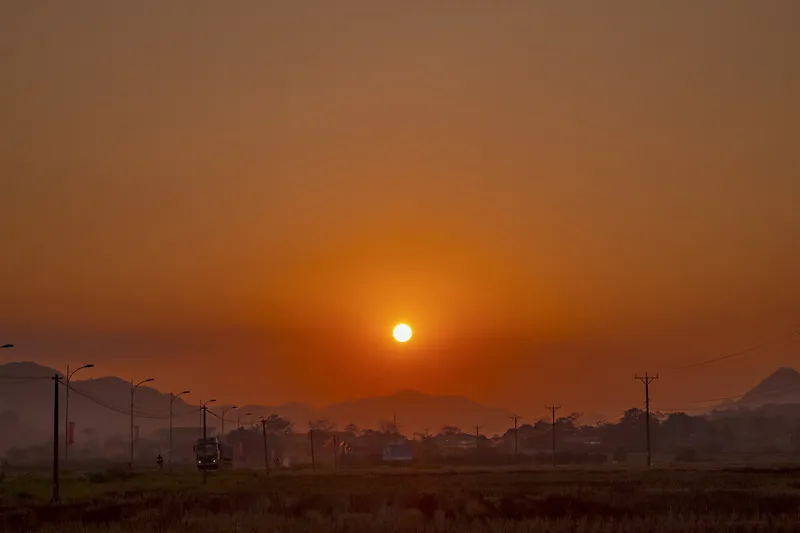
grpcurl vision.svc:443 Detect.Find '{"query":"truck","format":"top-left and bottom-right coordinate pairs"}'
top-left (194, 437), bottom-right (234, 470)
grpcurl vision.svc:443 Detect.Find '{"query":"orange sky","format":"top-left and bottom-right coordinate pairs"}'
top-left (2, 2), bottom-right (799, 418)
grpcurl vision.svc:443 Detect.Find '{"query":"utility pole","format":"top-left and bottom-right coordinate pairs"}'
top-left (202, 400), bottom-right (217, 440)
top-left (635, 373), bottom-right (659, 467)
top-left (65, 366), bottom-right (70, 464)
top-left (130, 378), bottom-right (154, 468)
top-left (546, 405), bottom-right (561, 467)
top-left (64, 363), bottom-right (94, 463)
top-left (129, 380), bottom-right (134, 467)
top-left (510, 416), bottom-right (521, 461)
top-left (260, 418), bottom-right (270, 474)
top-left (475, 424), bottom-right (481, 451)
top-left (199, 400), bottom-right (215, 486)
top-left (169, 390), bottom-right (190, 471)
top-left (309, 429), bottom-right (316, 471)
top-left (52, 374), bottom-right (60, 503)
top-left (333, 435), bottom-right (338, 469)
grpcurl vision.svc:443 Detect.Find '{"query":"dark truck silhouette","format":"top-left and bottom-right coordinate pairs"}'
top-left (194, 436), bottom-right (233, 470)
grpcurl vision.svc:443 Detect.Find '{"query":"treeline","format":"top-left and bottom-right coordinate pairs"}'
top-left (4, 403), bottom-right (800, 467)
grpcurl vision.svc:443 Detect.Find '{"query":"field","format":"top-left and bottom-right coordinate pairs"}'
top-left (3, 466), bottom-right (800, 532)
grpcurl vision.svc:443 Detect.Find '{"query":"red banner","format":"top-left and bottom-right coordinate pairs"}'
top-left (67, 422), bottom-right (75, 446)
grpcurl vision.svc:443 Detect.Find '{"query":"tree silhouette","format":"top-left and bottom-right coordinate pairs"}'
top-left (440, 425), bottom-right (461, 436)
top-left (263, 414), bottom-right (293, 434)
top-left (308, 419), bottom-right (336, 433)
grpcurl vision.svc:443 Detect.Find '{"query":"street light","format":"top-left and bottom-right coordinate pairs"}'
top-left (130, 377), bottom-right (154, 468)
top-left (169, 390), bottom-right (190, 470)
top-left (220, 405), bottom-right (238, 440)
top-left (202, 399), bottom-right (217, 439)
top-left (1, 344), bottom-right (13, 349)
top-left (259, 416), bottom-right (270, 474)
top-left (65, 364), bottom-right (94, 462)
top-left (237, 411), bottom-right (252, 430)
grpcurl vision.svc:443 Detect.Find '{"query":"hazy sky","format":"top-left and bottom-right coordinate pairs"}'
top-left (2, 2), bottom-right (799, 418)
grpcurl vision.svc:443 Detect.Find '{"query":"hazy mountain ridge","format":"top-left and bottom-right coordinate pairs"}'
top-left (4, 362), bottom-right (800, 453)
top-left (0, 362), bottom-right (515, 446)
top-left (322, 389), bottom-right (514, 436)
top-left (736, 367), bottom-right (800, 407)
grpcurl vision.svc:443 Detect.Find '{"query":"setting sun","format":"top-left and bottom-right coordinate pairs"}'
top-left (393, 323), bottom-right (413, 343)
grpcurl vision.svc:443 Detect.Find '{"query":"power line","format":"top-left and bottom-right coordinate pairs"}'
top-left (651, 405), bottom-right (709, 413)
top-left (673, 330), bottom-right (799, 371)
top-left (62, 382), bottom-right (171, 420)
top-left (65, 383), bottom-right (205, 419)
top-left (171, 408), bottom-right (202, 418)
top-left (0, 374), bottom-right (52, 381)
top-left (656, 382), bottom-right (800, 413)
top-left (688, 386), bottom-right (787, 405)
top-left (0, 373), bottom-right (188, 416)
top-left (0, 378), bottom-right (48, 385)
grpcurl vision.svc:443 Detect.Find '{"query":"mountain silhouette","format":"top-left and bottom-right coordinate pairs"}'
top-left (322, 389), bottom-right (514, 436)
top-left (0, 362), bottom-right (197, 452)
top-left (0, 361), bottom-right (514, 451)
top-left (737, 367), bottom-right (800, 407)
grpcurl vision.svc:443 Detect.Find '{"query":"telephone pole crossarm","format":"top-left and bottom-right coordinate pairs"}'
top-left (545, 405), bottom-right (561, 467)
top-left (635, 373), bottom-right (659, 467)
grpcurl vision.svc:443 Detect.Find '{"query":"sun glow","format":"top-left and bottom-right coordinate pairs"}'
top-left (393, 323), bottom-right (413, 343)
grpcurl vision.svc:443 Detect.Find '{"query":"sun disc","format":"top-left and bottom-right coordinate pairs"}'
top-left (393, 323), bottom-right (412, 343)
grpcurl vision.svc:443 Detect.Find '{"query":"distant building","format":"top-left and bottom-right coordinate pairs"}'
top-left (382, 442), bottom-right (413, 462)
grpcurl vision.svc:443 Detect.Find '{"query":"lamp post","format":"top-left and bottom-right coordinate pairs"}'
top-left (220, 406), bottom-right (238, 440)
top-left (169, 390), bottom-right (190, 469)
top-left (130, 377), bottom-right (154, 468)
top-left (202, 400), bottom-right (217, 439)
top-left (237, 411), bottom-right (252, 430)
top-left (260, 417), bottom-right (270, 474)
top-left (0, 344), bottom-right (13, 349)
top-left (64, 364), bottom-right (94, 462)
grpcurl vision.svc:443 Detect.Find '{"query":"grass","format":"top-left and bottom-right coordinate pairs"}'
top-left (2, 466), bottom-right (800, 531)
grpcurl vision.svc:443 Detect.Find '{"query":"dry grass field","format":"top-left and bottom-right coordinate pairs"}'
top-left (2, 466), bottom-right (800, 532)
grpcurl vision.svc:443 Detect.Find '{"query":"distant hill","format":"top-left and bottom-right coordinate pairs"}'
top-left (737, 367), bottom-right (800, 407)
top-left (0, 361), bottom-right (515, 450)
top-left (322, 390), bottom-right (514, 437)
top-left (0, 362), bottom-right (197, 452)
